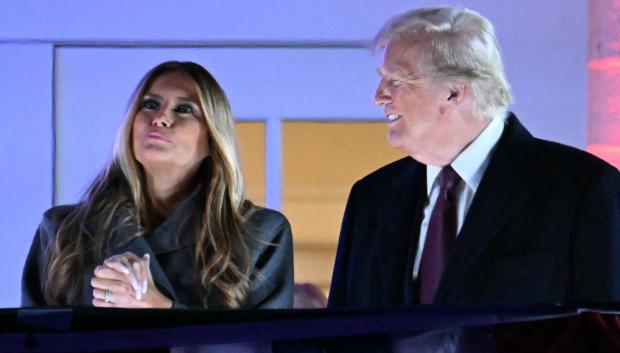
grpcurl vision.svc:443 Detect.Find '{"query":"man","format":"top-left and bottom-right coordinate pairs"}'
top-left (328, 6), bottom-right (620, 306)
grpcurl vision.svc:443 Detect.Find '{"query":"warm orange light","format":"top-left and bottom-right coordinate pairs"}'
top-left (588, 57), bottom-right (620, 146)
top-left (588, 57), bottom-right (620, 70)
top-left (587, 144), bottom-right (620, 170)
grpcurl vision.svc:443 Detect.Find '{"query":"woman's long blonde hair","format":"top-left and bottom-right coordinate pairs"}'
top-left (44, 61), bottom-right (252, 308)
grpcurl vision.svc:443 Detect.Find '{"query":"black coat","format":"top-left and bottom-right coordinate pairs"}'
top-left (328, 114), bottom-right (620, 307)
top-left (22, 192), bottom-right (294, 309)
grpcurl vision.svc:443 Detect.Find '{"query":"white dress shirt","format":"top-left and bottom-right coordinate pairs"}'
top-left (412, 115), bottom-right (506, 280)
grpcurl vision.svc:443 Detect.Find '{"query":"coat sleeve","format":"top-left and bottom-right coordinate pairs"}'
top-left (21, 212), bottom-right (61, 307)
top-left (245, 210), bottom-right (294, 309)
top-left (327, 181), bottom-right (359, 308)
top-left (571, 164), bottom-right (620, 303)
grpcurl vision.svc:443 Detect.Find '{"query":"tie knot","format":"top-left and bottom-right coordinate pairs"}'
top-left (437, 166), bottom-right (461, 190)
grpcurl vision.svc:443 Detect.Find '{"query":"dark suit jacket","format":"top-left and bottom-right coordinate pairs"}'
top-left (328, 114), bottom-right (620, 307)
top-left (22, 194), bottom-right (294, 309)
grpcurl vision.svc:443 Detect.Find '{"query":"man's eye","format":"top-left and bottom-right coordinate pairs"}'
top-left (389, 79), bottom-right (402, 87)
top-left (141, 100), bottom-right (159, 110)
top-left (173, 104), bottom-right (195, 115)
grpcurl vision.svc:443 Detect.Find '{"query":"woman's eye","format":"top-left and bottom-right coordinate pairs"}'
top-left (141, 100), bottom-right (159, 110)
top-left (173, 104), bottom-right (195, 115)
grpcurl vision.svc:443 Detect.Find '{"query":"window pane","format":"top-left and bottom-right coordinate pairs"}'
top-left (283, 121), bottom-right (404, 293)
top-left (236, 121), bottom-right (265, 206)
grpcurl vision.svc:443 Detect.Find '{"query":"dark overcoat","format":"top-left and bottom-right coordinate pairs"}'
top-left (22, 190), bottom-right (294, 309)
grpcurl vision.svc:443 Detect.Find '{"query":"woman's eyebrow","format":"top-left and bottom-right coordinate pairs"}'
top-left (142, 93), bottom-right (197, 103)
top-left (176, 97), bottom-right (198, 103)
top-left (142, 93), bottom-right (161, 99)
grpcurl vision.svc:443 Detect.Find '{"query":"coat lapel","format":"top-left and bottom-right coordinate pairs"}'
top-left (376, 158), bottom-right (426, 305)
top-left (103, 187), bottom-right (204, 302)
top-left (436, 115), bottom-right (539, 299)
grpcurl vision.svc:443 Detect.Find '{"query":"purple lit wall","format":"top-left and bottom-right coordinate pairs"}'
top-left (0, 0), bottom-right (587, 307)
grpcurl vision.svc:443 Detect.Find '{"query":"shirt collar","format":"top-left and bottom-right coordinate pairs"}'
top-left (426, 112), bottom-right (506, 195)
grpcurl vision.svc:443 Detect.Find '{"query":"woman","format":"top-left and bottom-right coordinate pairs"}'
top-left (22, 61), bottom-right (293, 309)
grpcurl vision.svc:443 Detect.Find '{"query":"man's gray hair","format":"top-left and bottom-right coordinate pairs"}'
top-left (375, 6), bottom-right (512, 119)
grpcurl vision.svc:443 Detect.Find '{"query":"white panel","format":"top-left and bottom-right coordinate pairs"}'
top-left (0, 0), bottom-right (585, 45)
top-left (496, 1), bottom-right (588, 147)
top-left (54, 47), bottom-right (379, 205)
top-left (5, 0), bottom-right (587, 144)
top-left (0, 0), bottom-right (428, 41)
top-left (0, 44), bottom-right (53, 308)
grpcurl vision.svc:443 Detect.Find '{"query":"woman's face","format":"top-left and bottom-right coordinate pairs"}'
top-left (132, 71), bottom-right (209, 175)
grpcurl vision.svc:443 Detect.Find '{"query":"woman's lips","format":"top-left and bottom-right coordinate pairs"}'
top-left (146, 131), bottom-right (171, 143)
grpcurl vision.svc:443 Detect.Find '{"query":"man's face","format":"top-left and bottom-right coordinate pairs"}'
top-left (374, 40), bottom-right (471, 166)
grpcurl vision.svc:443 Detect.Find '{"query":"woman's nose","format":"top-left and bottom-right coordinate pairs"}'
top-left (152, 110), bottom-right (173, 128)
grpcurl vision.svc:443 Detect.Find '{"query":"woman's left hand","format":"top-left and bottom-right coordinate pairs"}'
top-left (91, 252), bottom-right (173, 308)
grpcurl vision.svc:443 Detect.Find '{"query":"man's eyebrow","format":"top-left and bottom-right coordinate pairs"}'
top-left (377, 67), bottom-right (422, 83)
top-left (377, 66), bottom-right (402, 75)
top-left (377, 67), bottom-right (401, 78)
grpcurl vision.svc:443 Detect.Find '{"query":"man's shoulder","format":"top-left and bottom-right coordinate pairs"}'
top-left (504, 113), bottom-right (617, 176)
top-left (533, 138), bottom-right (618, 176)
top-left (355, 156), bottom-right (419, 189)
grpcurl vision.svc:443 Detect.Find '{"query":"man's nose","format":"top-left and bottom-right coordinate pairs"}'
top-left (374, 81), bottom-right (391, 106)
top-left (152, 110), bottom-right (173, 128)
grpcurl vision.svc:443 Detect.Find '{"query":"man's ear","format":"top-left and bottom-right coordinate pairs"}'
top-left (445, 82), bottom-right (468, 104)
top-left (439, 82), bottom-right (468, 115)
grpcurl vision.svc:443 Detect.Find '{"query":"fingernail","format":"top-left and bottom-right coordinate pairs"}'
top-left (144, 254), bottom-right (150, 261)
top-left (121, 266), bottom-right (130, 274)
top-left (134, 284), bottom-right (141, 300)
top-left (143, 280), bottom-right (148, 294)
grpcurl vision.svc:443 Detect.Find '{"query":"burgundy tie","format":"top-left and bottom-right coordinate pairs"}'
top-left (419, 166), bottom-right (462, 304)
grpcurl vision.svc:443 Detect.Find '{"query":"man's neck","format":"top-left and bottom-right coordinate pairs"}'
top-left (422, 116), bottom-right (492, 167)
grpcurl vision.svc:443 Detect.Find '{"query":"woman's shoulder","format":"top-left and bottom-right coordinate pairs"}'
top-left (43, 204), bottom-right (78, 221)
top-left (245, 205), bottom-right (290, 229)
top-left (37, 204), bottom-right (79, 238)
top-left (243, 204), bottom-right (292, 243)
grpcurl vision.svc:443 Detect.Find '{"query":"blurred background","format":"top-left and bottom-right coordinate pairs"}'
top-left (3, 0), bottom-right (617, 308)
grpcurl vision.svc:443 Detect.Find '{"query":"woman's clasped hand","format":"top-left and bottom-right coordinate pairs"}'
top-left (91, 252), bottom-right (172, 308)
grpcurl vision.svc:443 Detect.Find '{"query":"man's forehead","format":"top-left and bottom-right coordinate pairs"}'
top-left (377, 41), bottom-right (421, 76)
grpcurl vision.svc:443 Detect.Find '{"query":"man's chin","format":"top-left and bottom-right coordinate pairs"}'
top-left (387, 132), bottom-right (405, 150)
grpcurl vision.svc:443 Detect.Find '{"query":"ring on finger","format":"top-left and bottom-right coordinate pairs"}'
top-left (104, 289), bottom-right (112, 303)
